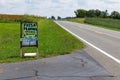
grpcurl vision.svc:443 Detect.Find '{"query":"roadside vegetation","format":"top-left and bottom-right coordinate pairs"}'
top-left (0, 14), bottom-right (45, 23)
top-left (66, 9), bottom-right (120, 31)
top-left (0, 14), bottom-right (84, 63)
top-left (67, 18), bottom-right (120, 31)
top-left (38, 20), bottom-right (84, 57)
top-left (85, 18), bottom-right (120, 31)
top-left (74, 9), bottom-right (120, 19)
top-left (67, 18), bottom-right (85, 24)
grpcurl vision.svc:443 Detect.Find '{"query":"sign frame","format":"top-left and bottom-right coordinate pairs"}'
top-left (20, 22), bottom-right (39, 58)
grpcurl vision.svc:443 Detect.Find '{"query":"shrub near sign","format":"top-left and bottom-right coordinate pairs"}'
top-left (20, 22), bottom-right (38, 57)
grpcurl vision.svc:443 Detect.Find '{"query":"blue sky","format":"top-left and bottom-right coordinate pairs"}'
top-left (0, 0), bottom-right (120, 18)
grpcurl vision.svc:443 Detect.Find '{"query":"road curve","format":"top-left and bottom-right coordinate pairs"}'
top-left (55, 21), bottom-right (120, 76)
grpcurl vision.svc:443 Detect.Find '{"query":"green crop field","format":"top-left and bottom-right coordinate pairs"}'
top-left (85, 18), bottom-right (120, 31)
top-left (67, 18), bottom-right (120, 31)
top-left (0, 19), bottom-right (84, 63)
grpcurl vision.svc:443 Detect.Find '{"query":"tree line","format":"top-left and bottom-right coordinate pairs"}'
top-left (74, 9), bottom-right (120, 19)
top-left (49, 16), bottom-right (62, 20)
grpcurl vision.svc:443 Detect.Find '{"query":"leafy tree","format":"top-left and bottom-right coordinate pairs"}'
top-left (74, 8), bottom-right (120, 19)
top-left (86, 9), bottom-right (98, 17)
top-left (51, 16), bottom-right (56, 20)
top-left (95, 9), bottom-right (101, 17)
top-left (100, 10), bottom-right (108, 18)
top-left (57, 16), bottom-right (61, 20)
top-left (110, 11), bottom-right (120, 19)
top-left (74, 9), bottom-right (87, 18)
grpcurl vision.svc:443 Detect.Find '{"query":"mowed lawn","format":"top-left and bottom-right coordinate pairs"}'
top-left (0, 20), bottom-right (84, 63)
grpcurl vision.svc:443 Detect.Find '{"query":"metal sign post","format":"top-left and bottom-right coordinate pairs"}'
top-left (20, 22), bottom-right (38, 58)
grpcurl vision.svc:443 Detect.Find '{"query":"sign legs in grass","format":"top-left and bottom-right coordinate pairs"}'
top-left (20, 22), bottom-right (39, 58)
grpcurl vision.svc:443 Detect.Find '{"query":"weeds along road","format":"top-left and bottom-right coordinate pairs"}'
top-left (55, 21), bottom-right (120, 76)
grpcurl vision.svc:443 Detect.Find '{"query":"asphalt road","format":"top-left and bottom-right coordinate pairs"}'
top-left (0, 50), bottom-right (114, 80)
top-left (0, 21), bottom-right (119, 80)
top-left (55, 21), bottom-right (120, 76)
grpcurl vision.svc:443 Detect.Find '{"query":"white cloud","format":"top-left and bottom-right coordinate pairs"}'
top-left (80, 0), bottom-right (120, 12)
top-left (0, 0), bottom-right (120, 18)
top-left (0, 0), bottom-right (22, 6)
top-left (102, 0), bottom-right (120, 3)
top-left (0, 0), bottom-right (27, 14)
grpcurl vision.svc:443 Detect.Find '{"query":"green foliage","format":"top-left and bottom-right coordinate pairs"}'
top-left (57, 16), bottom-right (61, 20)
top-left (95, 9), bottom-right (101, 17)
top-left (100, 10), bottom-right (108, 18)
top-left (51, 16), bottom-right (56, 20)
top-left (0, 14), bottom-right (45, 23)
top-left (67, 18), bottom-right (120, 31)
top-left (38, 20), bottom-right (84, 57)
top-left (75, 9), bottom-right (109, 18)
top-left (67, 18), bottom-right (85, 24)
top-left (74, 9), bottom-right (87, 18)
top-left (86, 9), bottom-right (96, 17)
top-left (110, 11), bottom-right (120, 19)
top-left (0, 20), bottom-right (84, 63)
top-left (0, 18), bottom-right (15, 23)
top-left (85, 18), bottom-right (120, 31)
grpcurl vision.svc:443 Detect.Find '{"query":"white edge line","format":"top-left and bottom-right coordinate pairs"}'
top-left (55, 21), bottom-right (120, 64)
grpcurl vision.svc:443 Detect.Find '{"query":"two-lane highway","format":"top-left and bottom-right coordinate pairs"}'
top-left (55, 21), bottom-right (120, 76)
top-left (0, 21), bottom-right (119, 80)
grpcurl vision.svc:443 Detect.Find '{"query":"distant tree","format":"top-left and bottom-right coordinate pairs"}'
top-left (51, 16), bottom-right (55, 20)
top-left (86, 9), bottom-right (96, 17)
top-left (95, 9), bottom-right (101, 17)
top-left (110, 11), bottom-right (120, 19)
top-left (48, 17), bottom-right (51, 19)
top-left (105, 10), bottom-right (109, 18)
top-left (74, 9), bottom-right (87, 18)
top-left (57, 16), bottom-right (61, 20)
top-left (100, 11), bottom-right (106, 18)
top-left (74, 8), bottom-right (120, 19)
top-left (65, 17), bottom-right (74, 19)
top-left (100, 10), bottom-right (108, 18)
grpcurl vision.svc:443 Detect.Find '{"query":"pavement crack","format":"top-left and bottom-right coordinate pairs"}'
top-left (34, 69), bottom-right (39, 76)
top-left (38, 75), bottom-right (114, 78)
top-left (89, 75), bottom-right (115, 80)
top-left (72, 56), bottom-right (87, 67)
top-left (5, 76), bottom-right (36, 80)
top-left (5, 69), bottom-right (40, 80)
top-left (33, 69), bottom-right (40, 80)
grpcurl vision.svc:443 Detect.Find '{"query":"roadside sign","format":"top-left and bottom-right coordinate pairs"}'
top-left (20, 22), bottom-right (38, 47)
top-left (20, 22), bottom-right (38, 58)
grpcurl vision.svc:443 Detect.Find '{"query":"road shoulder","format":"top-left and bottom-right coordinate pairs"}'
top-left (0, 50), bottom-right (114, 80)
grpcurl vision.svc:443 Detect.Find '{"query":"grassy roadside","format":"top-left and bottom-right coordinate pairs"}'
top-left (85, 18), bottom-right (120, 31)
top-left (38, 20), bottom-right (84, 57)
top-left (0, 19), bottom-right (84, 63)
top-left (67, 18), bottom-right (85, 24)
top-left (67, 18), bottom-right (120, 31)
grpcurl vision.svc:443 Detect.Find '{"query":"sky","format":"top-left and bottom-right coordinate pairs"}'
top-left (0, 0), bottom-right (120, 18)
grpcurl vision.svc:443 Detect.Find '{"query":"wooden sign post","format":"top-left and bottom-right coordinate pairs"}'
top-left (20, 22), bottom-right (38, 58)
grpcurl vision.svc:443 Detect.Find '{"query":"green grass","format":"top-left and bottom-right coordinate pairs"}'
top-left (0, 20), bottom-right (84, 63)
top-left (85, 18), bottom-right (120, 31)
top-left (67, 18), bottom-right (120, 31)
top-left (67, 18), bottom-right (85, 24)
